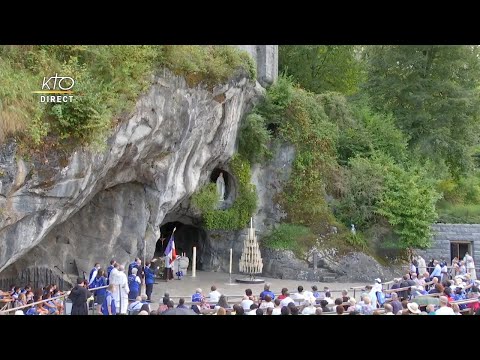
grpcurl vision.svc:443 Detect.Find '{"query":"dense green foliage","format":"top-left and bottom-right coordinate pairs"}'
top-left (192, 155), bottom-right (257, 230)
top-left (0, 45), bottom-right (256, 147)
top-left (279, 46), bottom-right (365, 95)
top-left (338, 154), bottom-right (440, 250)
top-left (253, 45), bottom-right (480, 256)
top-left (238, 113), bottom-right (272, 163)
top-left (375, 163), bottom-right (440, 249)
top-left (337, 156), bottom-right (386, 229)
top-left (436, 173), bottom-right (480, 223)
top-left (262, 223), bottom-right (317, 258)
top-left (191, 183), bottom-right (218, 213)
top-left (437, 203), bottom-right (480, 224)
top-left (362, 45), bottom-right (480, 176)
top-left (250, 75), bottom-right (441, 254)
top-left (160, 45), bottom-right (256, 88)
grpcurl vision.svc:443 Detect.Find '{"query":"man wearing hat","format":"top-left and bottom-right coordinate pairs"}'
top-left (406, 302), bottom-right (421, 315)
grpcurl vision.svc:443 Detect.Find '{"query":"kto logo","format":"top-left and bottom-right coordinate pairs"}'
top-left (32, 74), bottom-right (75, 103)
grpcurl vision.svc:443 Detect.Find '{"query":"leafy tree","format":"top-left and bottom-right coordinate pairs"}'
top-left (376, 164), bottom-right (440, 249)
top-left (279, 45), bottom-right (365, 95)
top-left (363, 45), bottom-right (480, 176)
top-left (338, 155), bottom-right (386, 229)
top-left (353, 105), bottom-right (409, 164)
top-left (255, 75), bottom-right (294, 129)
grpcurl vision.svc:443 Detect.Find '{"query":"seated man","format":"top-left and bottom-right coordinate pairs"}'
top-left (177, 298), bottom-right (188, 309)
top-left (241, 295), bottom-right (254, 311)
top-left (208, 285), bottom-right (222, 303)
top-left (290, 285), bottom-right (305, 304)
top-left (259, 283), bottom-right (275, 301)
top-left (279, 291), bottom-right (294, 308)
top-left (157, 296), bottom-right (170, 314)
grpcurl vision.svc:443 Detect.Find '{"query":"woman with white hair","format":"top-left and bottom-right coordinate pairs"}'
top-left (301, 300), bottom-right (316, 315)
top-left (359, 296), bottom-right (374, 315)
top-left (192, 288), bottom-right (204, 302)
top-left (347, 297), bottom-right (360, 313)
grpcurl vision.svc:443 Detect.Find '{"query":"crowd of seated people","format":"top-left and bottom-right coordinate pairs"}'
top-left (0, 283), bottom-right (66, 315)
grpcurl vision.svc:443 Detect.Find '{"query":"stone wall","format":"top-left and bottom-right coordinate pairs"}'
top-left (416, 224), bottom-right (480, 267)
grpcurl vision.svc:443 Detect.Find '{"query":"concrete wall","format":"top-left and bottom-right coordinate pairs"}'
top-left (233, 45), bottom-right (278, 87)
top-left (417, 224), bottom-right (480, 267)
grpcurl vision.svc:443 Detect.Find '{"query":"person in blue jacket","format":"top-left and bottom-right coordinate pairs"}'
top-left (128, 268), bottom-right (141, 300)
top-left (107, 259), bottom-right (116, 285)
top-left (101, 284), bottom-right (117, 315)
top-left (144, 259), bottom-right (158, 302)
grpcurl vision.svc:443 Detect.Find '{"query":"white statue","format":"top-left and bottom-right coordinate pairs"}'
top-left (351, 224), bottom-right (356, 235)
top-left (216, 172), bottom-right (225, 201)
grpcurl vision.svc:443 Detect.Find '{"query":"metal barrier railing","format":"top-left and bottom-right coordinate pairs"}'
top-left (0, 285), bottom-right (108, 315)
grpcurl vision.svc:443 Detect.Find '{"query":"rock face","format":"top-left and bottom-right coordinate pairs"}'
top-left (261, 248), bottom-right (404, 283)
top-left (326, 251), bottom-right (404, 283)
top-left (3, 183), bottom-right (151, 282)
top-left (201, 230), bottom-right (245, 273)
top-left (0, 70), bottom-right (261, 278)
top-left (251, 143), bottom-right (295, 234)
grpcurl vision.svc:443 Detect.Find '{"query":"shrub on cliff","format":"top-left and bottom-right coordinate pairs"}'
top-left (0, 45), bottom-right (256, 149)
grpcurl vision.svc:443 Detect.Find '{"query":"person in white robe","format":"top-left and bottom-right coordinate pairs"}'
top-left (464, 253), bottom-right (477, 280)
top-left (417, 256), bottom-right (427, 275)
top-left (117, 265), bottom-right (129, 314)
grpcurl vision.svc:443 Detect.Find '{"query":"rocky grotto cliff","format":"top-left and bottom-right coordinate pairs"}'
top-left (0, 69), bottom-right (264, 281)
top-left (0, 46), bottom-right (404, 286)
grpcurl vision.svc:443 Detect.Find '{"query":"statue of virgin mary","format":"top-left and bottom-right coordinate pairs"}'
top-left (216, 172), bottom-right (225, 201)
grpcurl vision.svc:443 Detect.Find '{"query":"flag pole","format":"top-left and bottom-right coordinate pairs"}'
top-left (143, 238), bottom-right (147, 296)
top-left (165, 227), bottom-right (176, 281)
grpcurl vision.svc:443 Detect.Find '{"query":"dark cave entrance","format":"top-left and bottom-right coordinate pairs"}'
top-left (157, 221), bottom-right (207, 270)
top-left (267, 122), bottom-right (279, 136)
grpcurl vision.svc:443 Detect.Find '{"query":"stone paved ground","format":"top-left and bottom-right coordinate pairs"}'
top-left (148, 270), bottom-right (368, 304)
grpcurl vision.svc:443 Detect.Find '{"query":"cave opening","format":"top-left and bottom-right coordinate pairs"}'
top-left (267, 122), bottom-right (279, 136)
top-left (157, 221), bottom-right (207, 270)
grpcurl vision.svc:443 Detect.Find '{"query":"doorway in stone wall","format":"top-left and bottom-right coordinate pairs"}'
top-left (450, 241), bottom-right (472, 263)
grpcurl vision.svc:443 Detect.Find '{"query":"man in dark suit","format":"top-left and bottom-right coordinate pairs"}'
top-left (69, 277), bottom-right (91, 315)
top-left (398, 275), bottom-right (411, 301)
